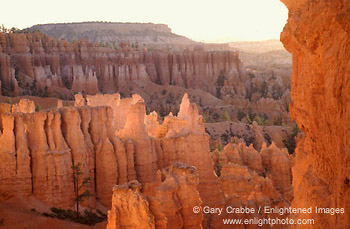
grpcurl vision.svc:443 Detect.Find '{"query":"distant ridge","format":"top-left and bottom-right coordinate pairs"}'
top-left (26, 22), bottom-right (195, 48)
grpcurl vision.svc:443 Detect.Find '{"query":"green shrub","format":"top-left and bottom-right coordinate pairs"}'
top-left (220, 111), bottom-right (231, 122)
top-left (213, 153), bottom-right (223, 176)
top-left (273, 116), bottom-right (283, 126)
top-left (211, 149), bottom-right (224, 177)
top-left (216, 137), bottom-right (224, 152)
top-left (5, 98), bottom-right (12, 104)
top-left (245, 115), bottom-right (252, 124)
top-left (63, 102), bottom-right (72, 107)
top-left (253, 115), bottom-right (269, 126)
top-left (201, 115), bottom-right (207, 123)
top-left (45, 207), bottom-right (107, 225)
top-left (253, 115), bottom-right (264, 125)
top-left (35, 104), bottom-right (41, 112)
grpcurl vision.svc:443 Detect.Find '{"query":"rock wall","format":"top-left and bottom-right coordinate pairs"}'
top-left (0, 93), bottom-right (220, 209)
top-left (107, 180), bottom-right (155, 229)
top-left (0, 32), bottom-right (246, 99)
top-left (281, 0), bottom-right (350, 227)
top-left (208, 138), bottom-right (294, 227)
top-left (0, 96), bottom-right (144, 207)
top-left (107, 163), bottom-right (203, 229)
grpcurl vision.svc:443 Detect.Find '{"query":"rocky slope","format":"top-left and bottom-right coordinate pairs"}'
top-left (281, 0), bottom-right (350, 227)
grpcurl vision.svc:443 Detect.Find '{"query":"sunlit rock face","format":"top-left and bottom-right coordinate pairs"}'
top-left (107, 180), bottom-right (155, 229)
top-left (214, 139), bottom-right (293, 228)
top-left (281, 0), bottom-right (350, 227)
top-left (11, 99), bottom-right (35, 113)
top-left (107, 163), bottom-right (203, 229)
top-left (0, 94), bottom-right (295, 227)
top-left (0, 94), bottom-right (218, 207)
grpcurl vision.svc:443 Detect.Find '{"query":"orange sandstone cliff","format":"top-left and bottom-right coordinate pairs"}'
top-left (0, 93), bottom-right (294, 228)
top-left (0, 93), bottom-right (218, 208)
top-left (281, 0), bottom-right (350, 227)
top-left (107, 163), bottom-right (203, 229)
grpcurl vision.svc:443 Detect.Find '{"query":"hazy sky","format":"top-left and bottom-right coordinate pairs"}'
top-left (2, 0), bottom-right (288, 42)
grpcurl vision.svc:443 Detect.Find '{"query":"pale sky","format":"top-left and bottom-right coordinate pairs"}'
top-left (2, 0), bottom-right (288, 42)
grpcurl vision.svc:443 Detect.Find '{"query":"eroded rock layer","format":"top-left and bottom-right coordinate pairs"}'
top-left (0, 32), bottom-right (246, 99)
top-left (0, 93), bottom-right (294, 228)
top-left (107, 163), bottom-right (203, 229)
top-left (0, 93), bottom-right (219, 209)
top-left (281, 0), bottom-right (350, 227)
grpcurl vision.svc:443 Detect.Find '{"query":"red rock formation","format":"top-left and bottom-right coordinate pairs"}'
top-left (11, 99), bottom-right (35, 113)
top-left (0, 93), bottom-right (217, 210)
top-left (251, 121), bottom-right (267, 151)
top-left (56, 99), bottom-right (63, 108)
top-left (107, 163), bottom-right (203, 229)
top-left (0, 113), bottom-right (32, 199)
top-left (0, 103), bottom-right (123, 208)
top-left (0, 32), bottom-right (246, 99)
top-left (85, 92), bottom-right (224, 215)
top-left (74, 93), bottom-right (85, 107)
top-left (107, 180), bottom-right (155, 229)
top-left (222, 140), bottom-right (293, 198)
top-left (218, 139), bottom-right (293, 227)
top-left (0, 92), bottom-right (295, 227)
top-left (86, 93), bottom-right (143, 130)
top-left (281, 0), bottom-right (350, 227)
top-left (118, 102), bottom-right (158, 184)
top-left (260, 142), bottom-right (293, 199)
top-left (150, 95), bottom-right (224, 209)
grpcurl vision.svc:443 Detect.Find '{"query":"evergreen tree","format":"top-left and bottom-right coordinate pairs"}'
top-left (72, 163), bottom-right (91, 219)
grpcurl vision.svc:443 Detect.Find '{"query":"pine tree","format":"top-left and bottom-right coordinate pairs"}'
top-left (72, 163), bottom-right (91, 219)
top-left (221, 111), bottom-right (231, 121)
